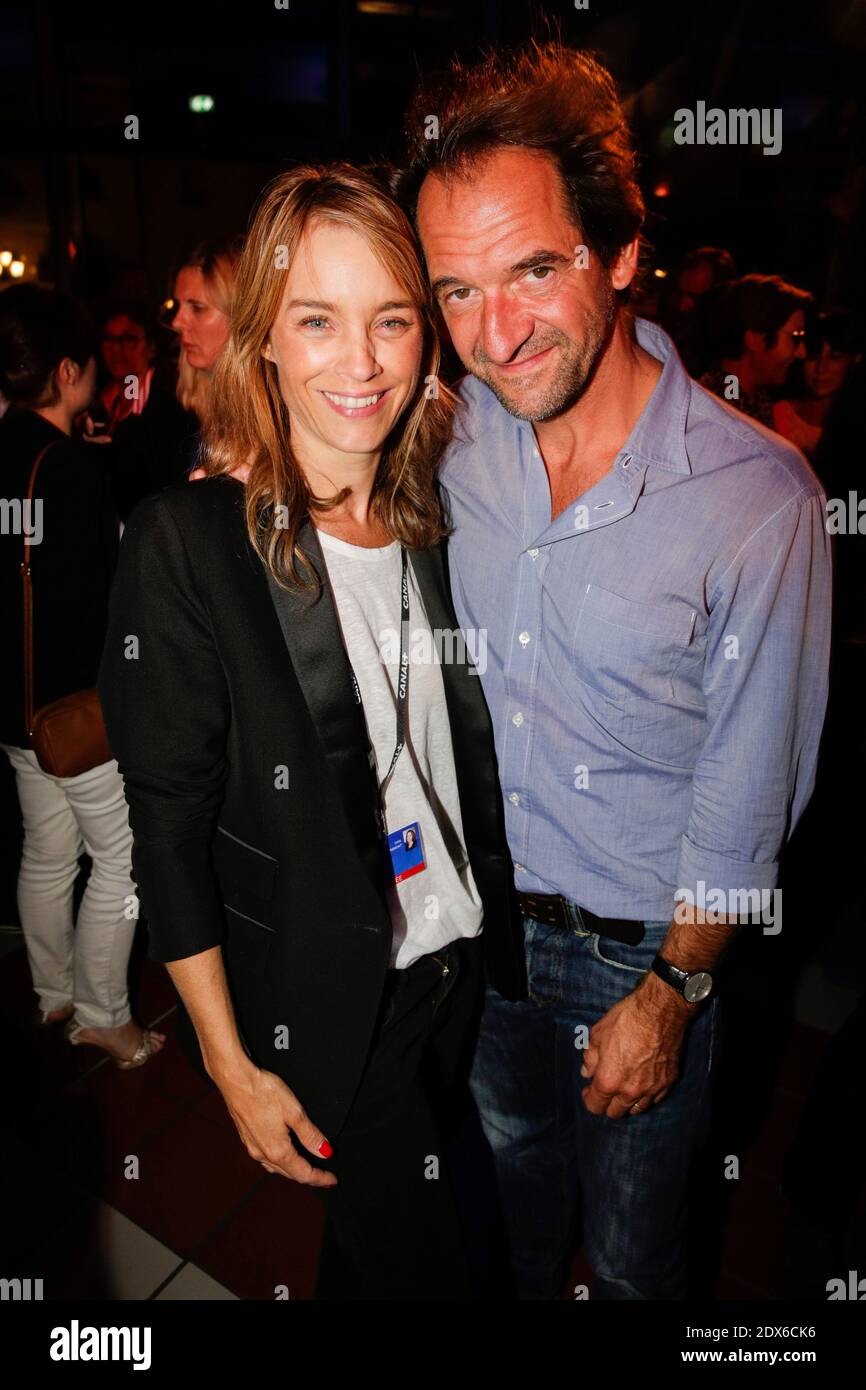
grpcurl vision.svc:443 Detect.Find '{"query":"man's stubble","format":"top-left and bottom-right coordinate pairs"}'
top-left (467, 283), bottom-right (617, 423)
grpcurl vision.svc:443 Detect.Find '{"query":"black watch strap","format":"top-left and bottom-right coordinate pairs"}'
top-left (651, 954), bottom-right (714, 1004)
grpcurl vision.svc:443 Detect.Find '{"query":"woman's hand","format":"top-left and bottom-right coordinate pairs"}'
top-left (217, 1062), bottom-right (338, 1187)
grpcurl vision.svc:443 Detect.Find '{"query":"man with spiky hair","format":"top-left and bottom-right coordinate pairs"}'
top-left (395, 41), bottom-right (831, 1299)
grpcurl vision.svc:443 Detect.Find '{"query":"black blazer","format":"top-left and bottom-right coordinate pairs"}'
top-left (97, 475), bottom-right (526, 1135)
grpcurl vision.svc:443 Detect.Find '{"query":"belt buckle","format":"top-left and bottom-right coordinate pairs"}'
top-left (522, 892), bottom-right (571, 931)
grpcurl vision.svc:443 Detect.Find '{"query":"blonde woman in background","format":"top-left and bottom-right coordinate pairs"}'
top-left (169, 237), bottom-right (242, 459)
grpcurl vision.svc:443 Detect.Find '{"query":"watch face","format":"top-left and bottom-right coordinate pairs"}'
top-left (684, 971), bottom-right (713, 1004)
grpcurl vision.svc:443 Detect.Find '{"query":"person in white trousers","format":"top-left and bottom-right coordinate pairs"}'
top-left (1, 747), bottom-right (146, 1038)
top-left (0, 283), bottom-right (165, 1068)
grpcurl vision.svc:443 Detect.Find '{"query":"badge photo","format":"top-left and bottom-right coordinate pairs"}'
top-left (388, 821), bottom-right (426, 883)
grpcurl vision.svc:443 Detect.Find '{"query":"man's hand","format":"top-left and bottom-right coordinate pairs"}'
top-left (217, 1061), bottom-right (338, 1187)
top-left (580, 978), bottom-right (692, 1120)
top-left (578, 902), bottom-right (736, 1119)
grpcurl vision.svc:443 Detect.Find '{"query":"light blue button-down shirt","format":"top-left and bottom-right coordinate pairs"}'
top-left (440, 317), bottom-right (832, 921)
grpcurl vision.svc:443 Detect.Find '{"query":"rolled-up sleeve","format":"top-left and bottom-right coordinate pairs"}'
top-left (97, 493), bottom-right (230, 962)
top-left (676, 487), bottom-right (831, 902)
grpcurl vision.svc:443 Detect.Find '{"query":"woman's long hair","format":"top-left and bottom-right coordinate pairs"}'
top-left (198, 163), bottom-right (457, 591)
top-left (174, 238), bottom-right (241, 421)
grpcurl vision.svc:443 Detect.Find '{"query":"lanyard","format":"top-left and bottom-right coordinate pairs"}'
top-left (347, 546), bottom-right (410, 807)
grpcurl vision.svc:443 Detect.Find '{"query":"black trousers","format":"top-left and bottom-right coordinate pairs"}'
top-left (311, 934), bottom-right (485, 1300)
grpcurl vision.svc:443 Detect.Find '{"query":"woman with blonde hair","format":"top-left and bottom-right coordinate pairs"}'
top-left (169, 236), bottom-right (241, 434)
top-left (98, 163), bottom-right (525, 1299)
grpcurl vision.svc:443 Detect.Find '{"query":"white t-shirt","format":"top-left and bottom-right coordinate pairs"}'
top-left (316, 527), bottom-right (483, 969)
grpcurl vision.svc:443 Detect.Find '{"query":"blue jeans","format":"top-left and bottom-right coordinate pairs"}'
top-left (469, 908), bottom-right (721, 1299)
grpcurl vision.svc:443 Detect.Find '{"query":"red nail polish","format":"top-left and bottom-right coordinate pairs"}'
top-left (318, 1139), bottom-right (333, 1158)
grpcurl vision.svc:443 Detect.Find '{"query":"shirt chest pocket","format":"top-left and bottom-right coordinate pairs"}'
top-left (571, 583), bottom-right (698, 707)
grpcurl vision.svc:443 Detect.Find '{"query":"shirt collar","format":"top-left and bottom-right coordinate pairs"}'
top-left (513, 316), bottom-right (693, 478)
top-left (624, 317), bottom-right (693, 476)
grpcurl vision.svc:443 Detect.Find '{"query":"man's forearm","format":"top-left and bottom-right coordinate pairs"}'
top-left (635, 906), bottom-right (741, 1020)
top-left (165, 946), bottom-right (256, 1087)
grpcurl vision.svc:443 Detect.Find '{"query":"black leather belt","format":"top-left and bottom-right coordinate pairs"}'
top-left (518, 891), bottom-right (645, 946)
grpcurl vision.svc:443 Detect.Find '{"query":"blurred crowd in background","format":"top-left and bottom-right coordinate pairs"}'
top-left (2, 227), bottom-right (863, 633)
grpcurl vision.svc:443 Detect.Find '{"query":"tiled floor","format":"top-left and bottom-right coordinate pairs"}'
top-left (1, 924), bottom-right (858, 1301)
top-left (1, 935), bottom-right (323, 1302)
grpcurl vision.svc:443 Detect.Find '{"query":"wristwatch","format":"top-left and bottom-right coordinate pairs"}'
top-left (651, 954), bottom-right (714, 1005)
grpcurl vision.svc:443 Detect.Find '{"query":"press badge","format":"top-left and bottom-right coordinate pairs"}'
top-left (387, 821), bottom-right (427, 884)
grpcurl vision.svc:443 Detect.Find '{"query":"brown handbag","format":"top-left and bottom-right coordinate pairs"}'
top-left (20, 440), bottom-right (113, 777)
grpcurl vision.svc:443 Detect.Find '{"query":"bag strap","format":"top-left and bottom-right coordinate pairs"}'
top-left (20, 441), bottom-right (59, 737)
